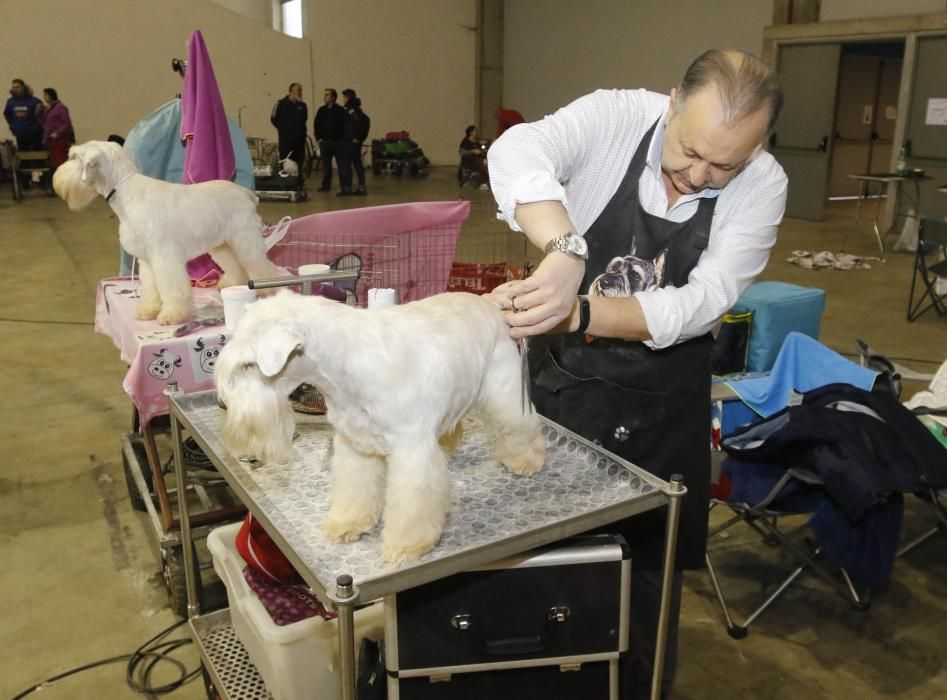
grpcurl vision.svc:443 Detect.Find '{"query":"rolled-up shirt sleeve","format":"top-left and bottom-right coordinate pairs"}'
top-left (488, 91), bottom-right (625, 232)
top-left (635, 162), bottom-right (788, 348)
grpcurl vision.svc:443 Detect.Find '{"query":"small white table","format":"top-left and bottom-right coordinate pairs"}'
top-left (847, 172), bottom-right (930, 256)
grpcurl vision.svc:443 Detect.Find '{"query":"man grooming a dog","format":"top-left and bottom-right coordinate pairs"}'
top-left (487, 49), bottom-right (787, 699)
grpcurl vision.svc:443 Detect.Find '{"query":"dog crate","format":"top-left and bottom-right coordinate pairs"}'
top-left (383, 534), bottom-right (630, 700)
top-left (447, 200), bottom-right (539, 295)
top-left (262, 202), bottom-right (473, 306)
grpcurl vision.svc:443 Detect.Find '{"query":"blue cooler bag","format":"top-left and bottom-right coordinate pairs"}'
top-left (731, 281), bottom-right (826, 372)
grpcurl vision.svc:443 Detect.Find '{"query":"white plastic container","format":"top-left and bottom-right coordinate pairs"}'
top-left (219, 285), bottom-right (257, 330)
top-left (207, 523), bottom-right (385, 700)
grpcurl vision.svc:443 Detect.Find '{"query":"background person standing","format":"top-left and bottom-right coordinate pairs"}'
top-left (336, 88), bottom-right (370, 196)
top-left (4, 78), bottom-right (45, 151)
top-left (41, 87), bottom-right (74, 169)
top-left (270, 82), bottom-right (308, 173)
top-left (313, 87), bottom-right (345, 192)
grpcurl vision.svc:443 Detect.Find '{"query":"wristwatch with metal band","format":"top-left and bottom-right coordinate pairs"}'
top-left (544, 232), bottom-right (588, 260)
top-left (576, 295), bottom-right (591, 334)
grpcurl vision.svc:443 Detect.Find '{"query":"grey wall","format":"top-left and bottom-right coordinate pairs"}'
top-left (820, 0), bottom-right (947, 22)
top-left (503, 0), bottom-right (774, 121)
top-left (306, 0), bottom-right (477, 165)
top-left (0, 0), bottom-right (311, 145)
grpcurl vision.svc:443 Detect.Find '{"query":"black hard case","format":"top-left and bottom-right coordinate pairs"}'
top-left (384, 534), bottom-right (630, 700)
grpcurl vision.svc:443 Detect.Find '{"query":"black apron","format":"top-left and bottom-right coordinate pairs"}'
top-left (531, 120), bottom-right (715, 570)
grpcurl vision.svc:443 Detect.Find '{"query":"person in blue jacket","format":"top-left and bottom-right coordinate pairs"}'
top-left (4, 79), bottom-right (45, 151)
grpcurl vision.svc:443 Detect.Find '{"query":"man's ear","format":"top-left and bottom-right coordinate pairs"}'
top-left (668, 87), bottom-right (679, 119)
top-left (255, 326), bottom-right (302, 377)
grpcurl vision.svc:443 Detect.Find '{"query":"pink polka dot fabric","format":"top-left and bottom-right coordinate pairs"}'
top-left (243, 566), bottom-right (338, 626)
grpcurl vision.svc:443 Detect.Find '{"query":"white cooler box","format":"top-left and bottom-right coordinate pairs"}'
top-left (207, 522), bottom-right (385, 700)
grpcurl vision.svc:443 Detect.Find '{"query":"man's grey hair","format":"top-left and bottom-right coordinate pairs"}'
top-left (677, 49), bottom-right (783, 134)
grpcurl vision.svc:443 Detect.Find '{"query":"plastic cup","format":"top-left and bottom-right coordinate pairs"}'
top-left (367, 288), bottom-right (398, 309)
top-left (220, 285), bottom-right (258, 330)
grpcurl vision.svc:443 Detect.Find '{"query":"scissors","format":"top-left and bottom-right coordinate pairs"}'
top-left (511, 296), bottom-right (532, 415)
top-left (173, 317), bottom-right (225, 337)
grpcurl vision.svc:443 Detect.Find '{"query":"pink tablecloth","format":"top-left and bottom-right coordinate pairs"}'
top-left (95, 278), bottom-right (229, 424)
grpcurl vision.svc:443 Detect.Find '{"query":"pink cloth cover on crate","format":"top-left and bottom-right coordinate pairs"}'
top-left (264, 201), bottom-right (470, 304)
top-left (180, 29), bottom-right (235, 285)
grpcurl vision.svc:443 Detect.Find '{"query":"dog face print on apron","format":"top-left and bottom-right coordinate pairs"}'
top-left (530, 119), bottom-right (716, 569)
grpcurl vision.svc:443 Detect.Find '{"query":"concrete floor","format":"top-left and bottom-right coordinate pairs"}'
top-left (1, 167), bottom-right (945, 699)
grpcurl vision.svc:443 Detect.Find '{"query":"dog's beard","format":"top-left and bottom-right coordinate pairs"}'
top-left (52, 160), bottom-right (99, 211)
top-left (589, 273), bottom-right (630, 297)
top-left (220, 376), bottom-right (296, 462)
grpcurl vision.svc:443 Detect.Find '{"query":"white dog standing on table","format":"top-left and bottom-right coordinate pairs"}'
top-left (215, 291), bottom-right (546, 563)
top-left (53, 140), bottom-right (278, 325)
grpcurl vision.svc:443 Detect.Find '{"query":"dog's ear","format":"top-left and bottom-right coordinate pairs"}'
top-left (653, 249), bottom-right (668, 285)
top-left (77, 147), bottom-right (99, 183)
top-left (255, 326), bottom-right (302, 377)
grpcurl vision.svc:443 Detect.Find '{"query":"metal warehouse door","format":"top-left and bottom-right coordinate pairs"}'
top-left (771, 43), bottom-right (841, 221)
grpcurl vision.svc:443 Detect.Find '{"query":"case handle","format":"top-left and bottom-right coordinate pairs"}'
top-left (450, 606), bottom-right (570, 656)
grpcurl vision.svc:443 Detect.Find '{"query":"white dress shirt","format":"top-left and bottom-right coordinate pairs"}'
top-left (488, 88), bottom-right (788, 349)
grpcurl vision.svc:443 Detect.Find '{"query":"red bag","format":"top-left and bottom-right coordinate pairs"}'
top-left (447, 261), bottom-right (511, 295)
top-left (234, 513), bottom-right (299, 585)
top-left (385, 130), bottom-right (410, 142)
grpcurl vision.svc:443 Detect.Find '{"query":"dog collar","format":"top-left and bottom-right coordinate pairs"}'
top-left (105, 173), bottom-right (134, 202)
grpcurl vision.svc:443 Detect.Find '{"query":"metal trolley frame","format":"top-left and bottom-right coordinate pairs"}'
top-left (170, 390), bottom-right (686, 700)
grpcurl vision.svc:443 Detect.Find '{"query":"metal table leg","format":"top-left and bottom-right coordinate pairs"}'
top-left (651, 474), bottom-right (685, 700)
top-left (169, 383), bottom-right (201, 619)
top-left (328, 574), bottom-right (360, 700)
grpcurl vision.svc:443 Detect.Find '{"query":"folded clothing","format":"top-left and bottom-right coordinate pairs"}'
top-left (726, 332), bottom-right (877, 418)
top-left (243, 566), bottom-right (337, 626)
top-left (235, 513), bottom-right (299, 585)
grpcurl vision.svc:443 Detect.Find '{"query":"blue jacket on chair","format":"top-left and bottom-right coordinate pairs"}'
top-left (722, 383), bottom-right (947, 584)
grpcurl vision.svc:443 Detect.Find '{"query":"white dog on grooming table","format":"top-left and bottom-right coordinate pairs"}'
top-left (215, 291), bottom-right (546, 563)
top-left (53, 140), bottom-right (278, 325)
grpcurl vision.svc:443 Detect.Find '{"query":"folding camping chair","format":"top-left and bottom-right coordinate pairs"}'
top-left (907, 216), bottom-right (947, 322)
top-left (705, 459), bottom-right (871, 640)
top-left (898, 487), bottom-right (947, 557)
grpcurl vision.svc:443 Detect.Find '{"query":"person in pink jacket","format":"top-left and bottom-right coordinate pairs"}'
top-left (41, 87), bottom-right (74, 169)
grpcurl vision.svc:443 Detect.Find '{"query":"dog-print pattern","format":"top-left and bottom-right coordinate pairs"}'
top-left (148, 348), bottom-right (183, 379)
top-left (190, 334), bottom-right (227, 383)
top-left (589, 239), bottom-right (668, 298)
top-left (614, 426), bottom-right (630, 442)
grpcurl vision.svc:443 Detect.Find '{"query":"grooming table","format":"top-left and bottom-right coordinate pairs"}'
top-left (170, 390), bottom-right (686, 700)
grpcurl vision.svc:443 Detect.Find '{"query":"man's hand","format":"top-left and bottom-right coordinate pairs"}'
top-left (487, 252), bottom-right (585, 338)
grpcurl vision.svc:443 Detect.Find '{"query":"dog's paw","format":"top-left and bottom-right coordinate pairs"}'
top-left (497, 433), bottom-right (546, 476)
top-left (135, 302), bottom-right (160, 321)
top-left (156, 307), bottom-right (192, 326)
top-left (323, 510), bottom-right (378, 543)
top-left (382, 538), bottom-right (437, 565)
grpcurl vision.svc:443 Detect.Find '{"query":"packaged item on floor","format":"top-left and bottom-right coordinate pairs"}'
top-left (208, 522), bottom-right (385, 700)
top-left (731, 281), bottom-right (826, 372)
top-left (384, 534), bottom-right (630, 699)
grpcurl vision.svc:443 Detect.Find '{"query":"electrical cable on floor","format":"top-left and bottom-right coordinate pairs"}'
top-left (10, 619), bottom-right (200, 699)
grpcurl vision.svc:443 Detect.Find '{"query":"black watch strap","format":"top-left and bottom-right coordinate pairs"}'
top-left (576, 295), bottom-right (591, 334)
